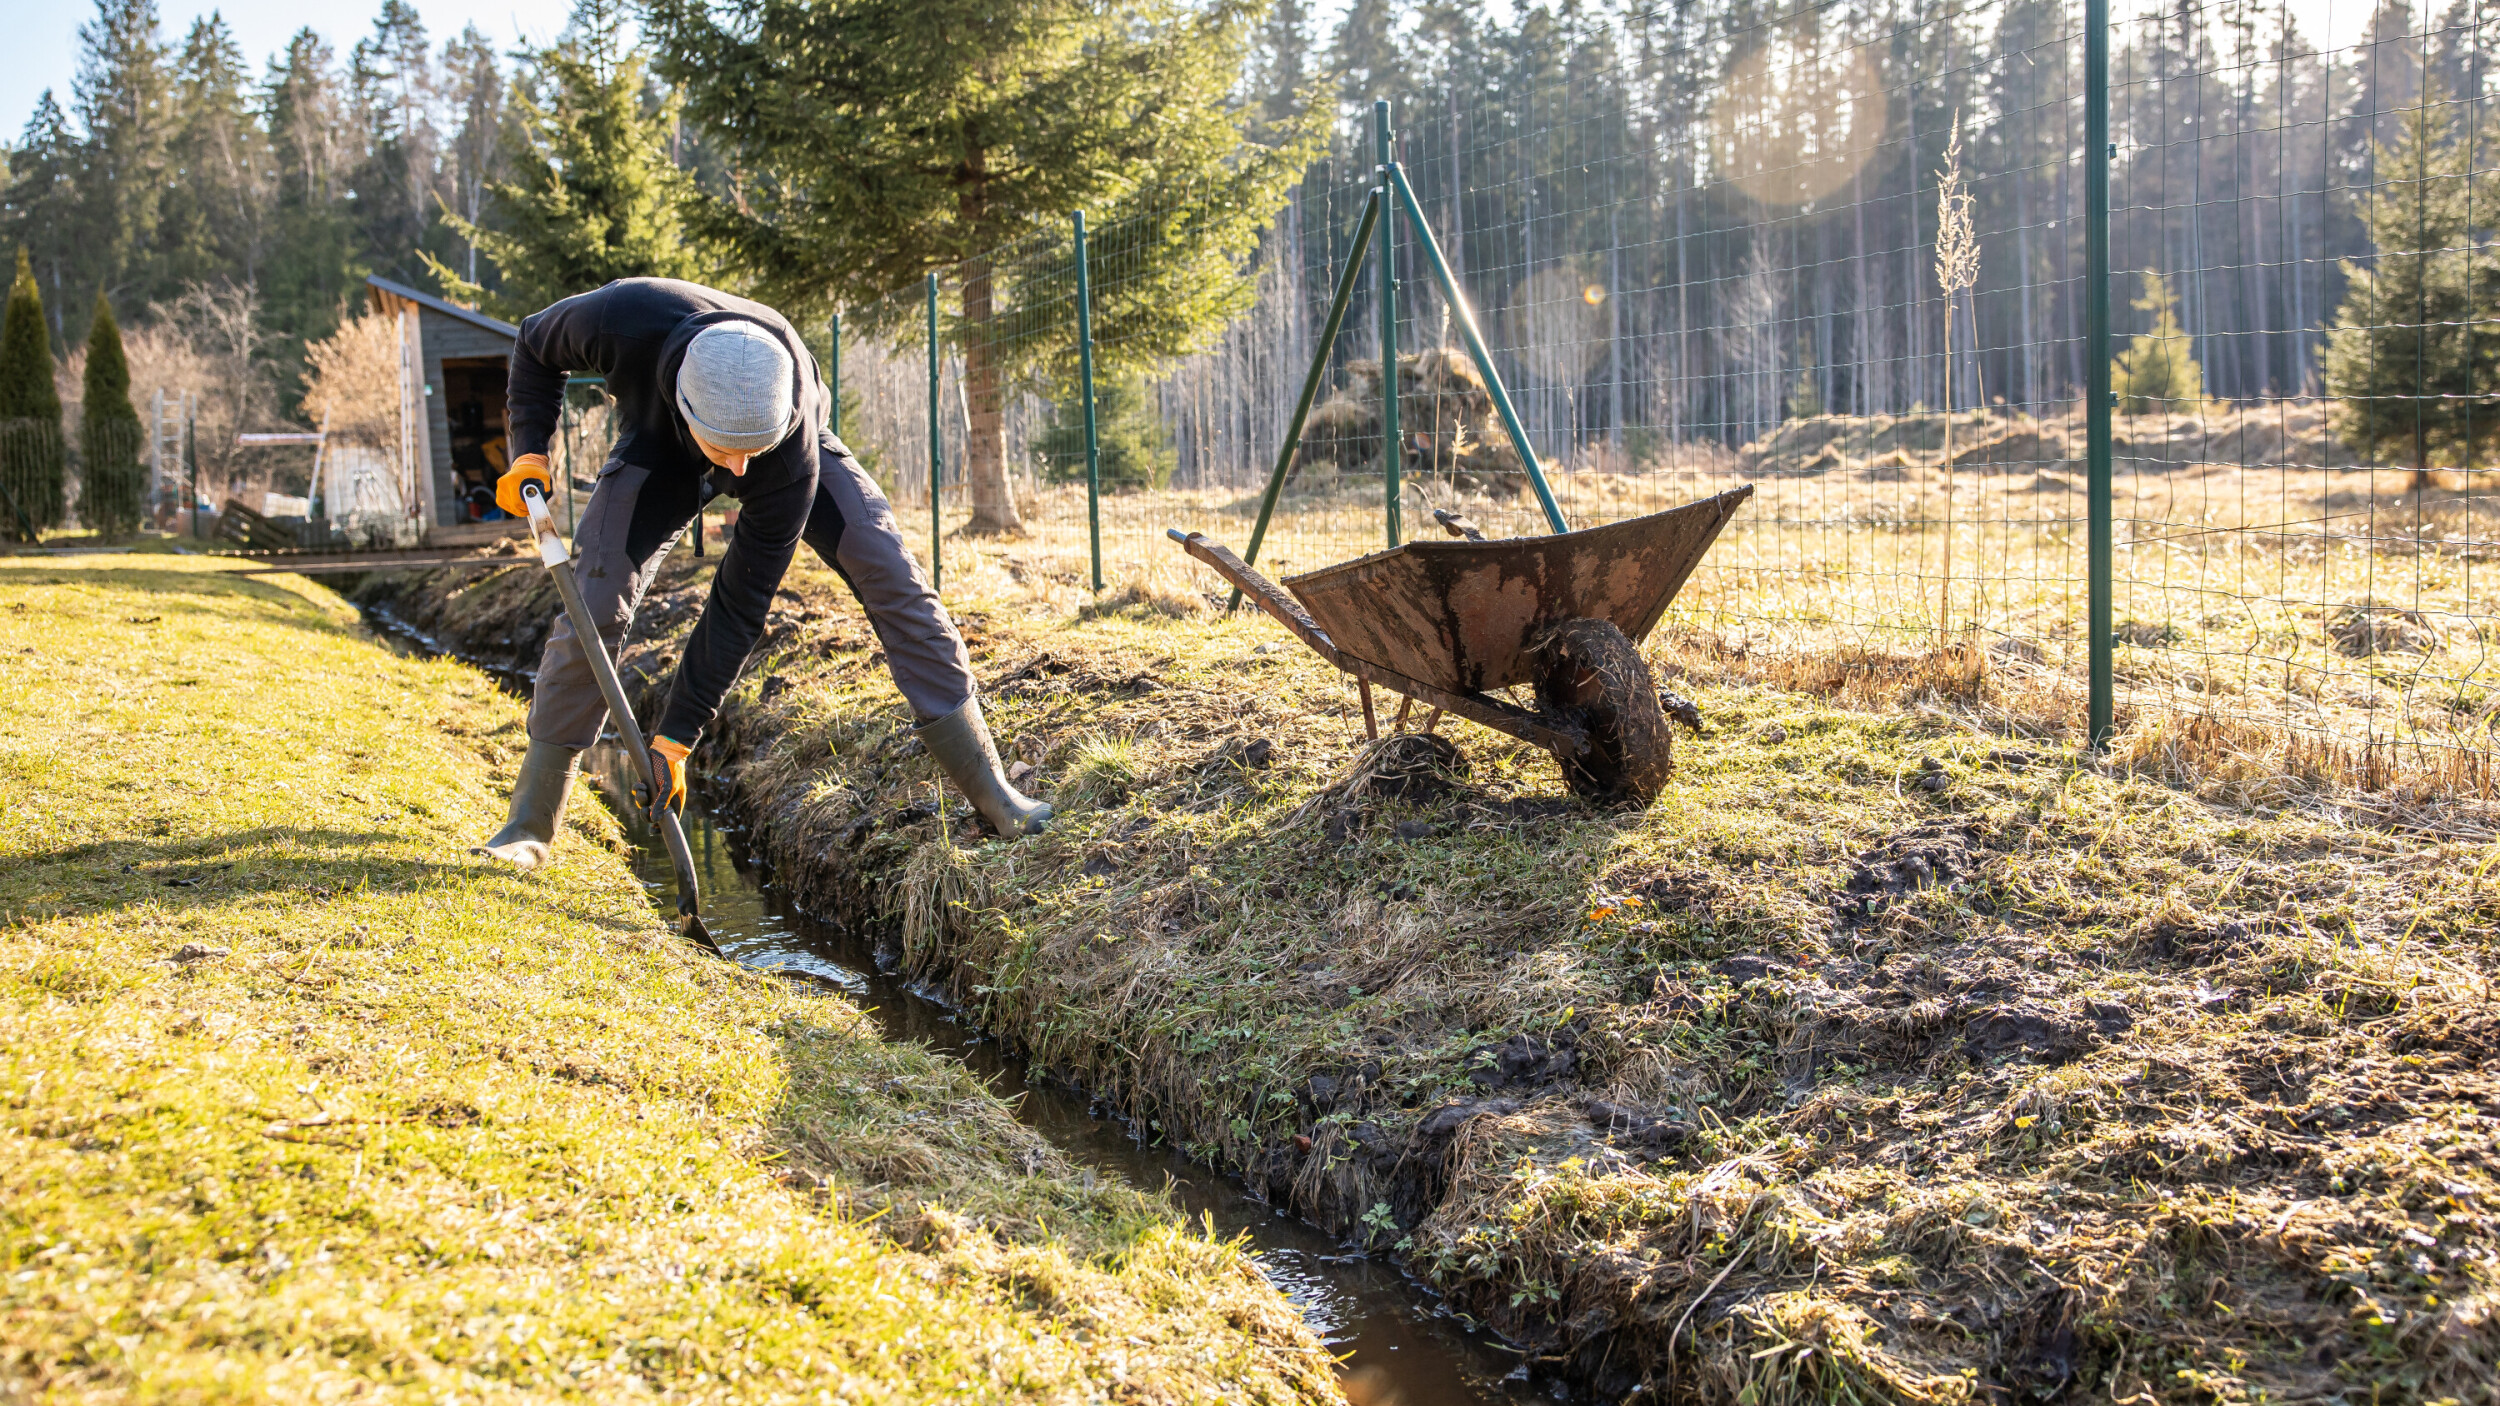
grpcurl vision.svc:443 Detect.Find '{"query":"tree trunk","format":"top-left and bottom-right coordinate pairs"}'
top-left (2014, 157), bottom-right (2037, 408)
top-left (953, 132), bottom-right (1020, 537)
top-left (957, 251), bottom-right (1021, 534)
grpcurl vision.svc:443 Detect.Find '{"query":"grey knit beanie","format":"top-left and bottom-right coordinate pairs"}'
top-left (675, 322), bottom-right (798, 453)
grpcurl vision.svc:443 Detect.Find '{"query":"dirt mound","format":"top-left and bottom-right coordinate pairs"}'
top-left (1354, 733), bottom-right (1471, 800)
top-left (1735, 401), bottom-right (2364, 480)
top-left (1740, 407), bottom-right (2025, 476)
top-left (1291, 347), bottom-right (1524, 489)
top-left (1831, 820), bottom-right (1978, 926)
top-left (2327, 598), bottom-right (2444, 656)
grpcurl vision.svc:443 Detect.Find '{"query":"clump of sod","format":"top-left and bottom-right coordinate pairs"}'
top-left (0, 556), bottom-right (1339, 1402)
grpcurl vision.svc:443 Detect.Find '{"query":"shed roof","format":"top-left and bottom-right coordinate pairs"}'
top-left (364, 275), bottom-right (519, 341)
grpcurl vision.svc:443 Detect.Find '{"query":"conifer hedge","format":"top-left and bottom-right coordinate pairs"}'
top-left (78, 296), bottom-right (146, 538)
top-left (0, 248), bottom-right (64, 536)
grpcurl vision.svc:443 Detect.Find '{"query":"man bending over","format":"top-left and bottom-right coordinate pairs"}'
top-left (474, 277), bottom-right (1048, 866)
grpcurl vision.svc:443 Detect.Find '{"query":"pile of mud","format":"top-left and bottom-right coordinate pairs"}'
top-left (1734, 403), bottom-right (2367, 482)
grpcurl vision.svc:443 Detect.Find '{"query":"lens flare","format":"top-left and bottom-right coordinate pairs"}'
top-left (1712, 35), bottom-right (1886, 208)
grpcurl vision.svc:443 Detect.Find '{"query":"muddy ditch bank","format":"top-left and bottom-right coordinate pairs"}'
top-left (577, 747), bottom-right (1537, 1405)
top-left (359, 569), bottom-right (1545, 1403)
top-left (359, 558), bottom-right (2500, 1405)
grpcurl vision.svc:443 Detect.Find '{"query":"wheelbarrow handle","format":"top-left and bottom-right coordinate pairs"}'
top-left (1167, 529), bottom-right (1342, 668)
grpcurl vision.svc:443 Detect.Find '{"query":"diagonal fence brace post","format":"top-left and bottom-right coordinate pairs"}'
top-left (1227, 186), bottom-right (1383, 613)
top-left (1388, 161), bottom-right (1568, 535)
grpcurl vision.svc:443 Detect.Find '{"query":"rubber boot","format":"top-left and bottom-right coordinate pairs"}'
top-left (916, 695), bottom-right (1052, 837)
top-left (472, 739), bottom-right (583, 870)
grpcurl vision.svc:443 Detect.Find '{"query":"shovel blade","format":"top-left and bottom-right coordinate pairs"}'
top-left (681, 912), bottom-right (722, 956)
top-left (654, 809), bottom-right (706, 935)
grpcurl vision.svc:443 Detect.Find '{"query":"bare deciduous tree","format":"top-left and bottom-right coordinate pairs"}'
top-left (1727, 240), bottom-right (1784, 448)
top-left (99, 281), bottom-right (288, 507)
top-left (299, 309), bottom-right (401, 448)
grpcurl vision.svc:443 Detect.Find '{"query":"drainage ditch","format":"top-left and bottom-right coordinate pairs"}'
top-left (582, 748), bottom-right (1541, 1405)
top-left (368, 602), bottom-right (1550, 1403)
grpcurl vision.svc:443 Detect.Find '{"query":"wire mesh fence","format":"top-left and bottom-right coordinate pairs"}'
top-left (611, 0), bottom-right (2492, 795)
top-left (0, 418), bottom-right (68, 541)
top-left (2102, 0), bottom-right (2499, 791)
top-left (0, 417), bottom-right (155, 538)
top-left (836, 16), bottom-right (2080, 673)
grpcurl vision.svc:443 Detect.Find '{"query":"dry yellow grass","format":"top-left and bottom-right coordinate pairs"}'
top-left (879, 402), bottom-right (2496, 802)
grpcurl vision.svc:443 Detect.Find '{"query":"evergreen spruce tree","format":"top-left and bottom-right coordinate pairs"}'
top-left (431, 0), bottom-right (695, 317)
top-left (1253, 0), bottom-right (1317, 134)
top-left (439, 25), bottom-right (508, 293)
top-left (1331, 0), bottom-right (1410, 112)
top-left (0, 94), bottom-right (86, 351)
top-left (1034, 374), bottom-right (1173, 492)
top-left (2114, 271), bottom-right (2209, 415)
top-left (261, 29), bottom-right (363, 379)
top-left (74, 0), bottom-right (175, 306)
top-left (2324, 93), bottom-right (2499, 483)
top-left (160, 14), bottom-right (272, 291)
top-left (348, 1), bottom-right (440, 290)
top-left (78, 296), bottom-right (146, 537)
top-left (649, 0), bottom-right (1320, 534)
top-left (0, 249), bottom-right (66, 533)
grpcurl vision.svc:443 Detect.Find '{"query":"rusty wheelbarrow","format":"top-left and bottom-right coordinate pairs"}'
top-left (1169, 484), bottom-right (1755, 804)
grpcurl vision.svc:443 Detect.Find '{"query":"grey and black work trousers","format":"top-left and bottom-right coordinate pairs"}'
top-left (525, 442), bottom-right (973, 749)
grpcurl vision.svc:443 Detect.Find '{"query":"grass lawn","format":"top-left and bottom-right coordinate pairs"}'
top-left (0, 555), bottom-right (1339, 1403)
top-left (368, 544), bottom-right (2500, 1403)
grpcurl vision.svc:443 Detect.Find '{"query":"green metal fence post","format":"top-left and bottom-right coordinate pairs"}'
top-left (926, 272), bottom-right (943, 592)
top-left (1374, 99), bottom-right (1401, 549)
top-left (185, 402), bottom-right (199, 540)
top-left (2086, 0), bottom-right (2114, 747)
top-left (828, 312), bottom-right (842, 439)
top-left (1227, 188), bottom-right (1382, 613)
top-left (1074, 211), bottom-right (1104, 592)
top-left (1388, 165), bottom-right (1569, 534)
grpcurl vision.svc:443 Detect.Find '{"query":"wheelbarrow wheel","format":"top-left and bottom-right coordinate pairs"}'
top-left (1532, 618), bottom-right (1674, 804)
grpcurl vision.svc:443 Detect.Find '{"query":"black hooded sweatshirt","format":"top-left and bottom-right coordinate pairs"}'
top-left (506, 278), bottom-right (833, 743)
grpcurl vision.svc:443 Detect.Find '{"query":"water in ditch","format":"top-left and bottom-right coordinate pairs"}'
top-left (579, 750), bottom-right (1551, 1406)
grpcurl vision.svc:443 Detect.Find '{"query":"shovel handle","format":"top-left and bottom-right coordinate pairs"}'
top-left (523, 480), bottom-right (702, 924)
top-left (656, 811), bottom-right (703, 920)
top-left (520, 481), bottom-right (568, 567)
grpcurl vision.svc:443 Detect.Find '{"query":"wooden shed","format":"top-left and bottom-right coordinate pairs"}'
top-left (365, 275), bottom-right (521, 539)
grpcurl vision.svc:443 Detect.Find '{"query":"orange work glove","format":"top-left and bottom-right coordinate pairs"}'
top-left (495, 453), bottom-right (554, 518)
top-left (646, 735), bottom-right (692, 816)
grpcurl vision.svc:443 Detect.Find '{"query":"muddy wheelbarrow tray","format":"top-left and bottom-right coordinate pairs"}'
top-left (1168, 484), bottom-right (1754, 798)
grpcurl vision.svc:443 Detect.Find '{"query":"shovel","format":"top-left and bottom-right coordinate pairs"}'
top-left (519, 481), bottom-right (716, 953)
